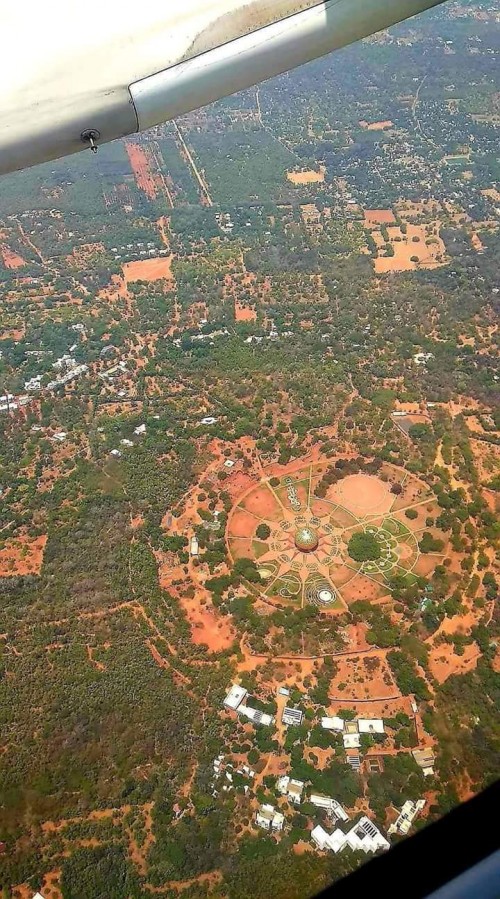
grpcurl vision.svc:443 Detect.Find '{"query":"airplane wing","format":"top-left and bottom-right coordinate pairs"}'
top-left (0, 0), bottom-right (447, 176)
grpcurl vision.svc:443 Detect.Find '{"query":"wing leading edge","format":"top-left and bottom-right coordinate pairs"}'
top-left (0, 0), bottom-right (447, 175)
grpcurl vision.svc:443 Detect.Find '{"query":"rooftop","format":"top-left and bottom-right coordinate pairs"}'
top-left (223, 684), bottom-right (248, 711)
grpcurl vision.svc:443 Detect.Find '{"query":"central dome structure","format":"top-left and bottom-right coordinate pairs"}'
top-left (294, 525), bottom-right (319, 553)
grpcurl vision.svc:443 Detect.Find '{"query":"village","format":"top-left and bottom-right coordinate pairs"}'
top-left (216, 680), bottom-right (431, 855)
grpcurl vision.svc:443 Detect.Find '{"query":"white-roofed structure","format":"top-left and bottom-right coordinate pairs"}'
top-left (238, 704), bottom-right (274, 727)
top-left (282, 706), bottom-right (303, 726)
top-left (310, 795), bottom-right (349, 821)
top-left (311, 824), bottom-right (331, 851)
top-left (412, 748), bottom-right (436, 777)
top-left (343, 732), bottom-right (361, 749)
top-left (276, 776), bottom-right (305, 804)
top-left (321, 716), bottom-right (345, 732)
top-left (389, 799), bottom-right (426, 835)
top-left (358, 718), bottom-right (385, 734)
top-left (190, 536), bottom-right (199, 557)
top-left (256, 804), bottom-right (284, 832)
top-left (311, 816), bottom-right (389, 855)
top-left (223, 684), bottom-right (247, 711)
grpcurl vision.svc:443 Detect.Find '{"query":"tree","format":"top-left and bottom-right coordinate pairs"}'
top-left (348, 532), bottom-right (381, 562)
top-left (256, 523), bottom-right (271, 541)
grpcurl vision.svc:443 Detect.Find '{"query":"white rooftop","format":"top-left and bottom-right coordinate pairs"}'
top-left (358, 718), bottom-right (385, 734)
top-left (239, 704), bottom-right (274, 727)
top-left (223, 684), bottom-right (247, 711)
top-left (321, 716), bottom-right (345, 732)
top-left (312, 816), bottom-right (389, 855)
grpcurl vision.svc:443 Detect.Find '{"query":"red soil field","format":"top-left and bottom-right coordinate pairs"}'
top-left (178, 593), bottom-right (236, 652)
top-left (0, 245), bottom-right (25, 268)
top-left (0, 534), bottom-right (47, 577)
top-left (364, 209), bottom-right (396, 225)
top-left (228, 508), bottom-right (259, 539)
top-left (125, 142), bottom-right (158, 200)
top-left (234, 302), bottom-right (257, 322)
top-left (123, 256), bottom-right (173, 283)
top-left (328, 473), bottom-right (393, 517)
top-left (240, 484), bottom-right (283, 520)
top-left (428, 641), bottom-right (480, 684)
top-left (329, 653), bottom-right (398, 701)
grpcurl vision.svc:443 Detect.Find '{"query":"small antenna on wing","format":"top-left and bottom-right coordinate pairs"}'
top-left (80, 129), bottom-right (101, 154)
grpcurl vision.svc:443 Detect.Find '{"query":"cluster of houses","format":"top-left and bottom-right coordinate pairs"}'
top-left (109, 423), bottom-right (147, 459)
top-left (223, 684), bottom-right (275, 727)
top-left (211, 754), bottom-right (255, 798)
top-left (24, 349), bottom-right (89, 394)
top-left (321, 715), bottom-right (385, 771)
top-left (224, 684), bottom-right (306, 731)
top-left (256, 770), bottom-right (426, 855)
top-left (110, 241), bottom-right (167, 261)
top-left (223, 684), bottom-right (428, 854)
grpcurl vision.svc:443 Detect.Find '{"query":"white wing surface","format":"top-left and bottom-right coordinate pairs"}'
top-left (0, 0), bottom-right (447, 175)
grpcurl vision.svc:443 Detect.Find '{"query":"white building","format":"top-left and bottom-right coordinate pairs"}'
top-left (200, 416), bottom-right (218, 425)
top-left (223, 684), bottom-right (248, 711)
top-left (134, 424), bottom-right (147, 436)
top-left (276, 776), bottom-right (305, 804)
top-left (110, 449), bottom-right (122, 458)
top-left (310, 795), bottom-right (348, 821)
top-left (25, 376), bottom-right (43, 391)
top-left (343, 732), bottom-right (361, 749)
top-left (358, 719), bottom-right (385, 734)
top-left (311, 824), bottom-right (332, 852)
top-left (278, 687), bottom-right (290, 697)
top-left (190, 536), bottom-right (199, 557)
top-left (311, 816), bottom-right (389, 855)
top-left (256, 804), bottom-right (284, 832)
top-left (388, 799), bottom-right (426, 836)
top-left (53, 353), bottom-right (76, 371)
top-left (412, 748), bottom-right (435, 777)
top-left (120, 439), bottom-right (134, 447)
top-left (51, 431), bottom-right (67, 443)
top-left (223, 459), bottom-right (235, 469)
top-left (282, 707), bottom-right (303, 726)
top-left (321, 716), bottom-right (345, 732)
top-left (238, 704), bottom-right (274, 727)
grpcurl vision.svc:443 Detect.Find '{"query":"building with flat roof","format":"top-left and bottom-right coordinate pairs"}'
top-left (311, 816), bottom-right (389, 855)
top-left (223, 684), bottom-right (248, 711)
top-left (277, 776), bottom-right (305, 804)
top-left (358, 718), bottom-right (385, 734)
top-left (343, 732), bottom-right (361, 749)
top-left (389, 799), bottom-right (425, 835)
top-left (238, 704), bottom-right (274, 727)
top-left (412, 748), bottom-right (435, 776)
top-left (190, 536), bottom-right (199, 557)
top-left (256, 804), bottom-right (284, 832)
top-left (310, 795), bottom-right (349, 821)
top-left (321, 716), bottom-right (345, 732)
top-left (282, 706), bottom-right (303, 726)
top-left (346, 750), bottom-right (361, 771)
